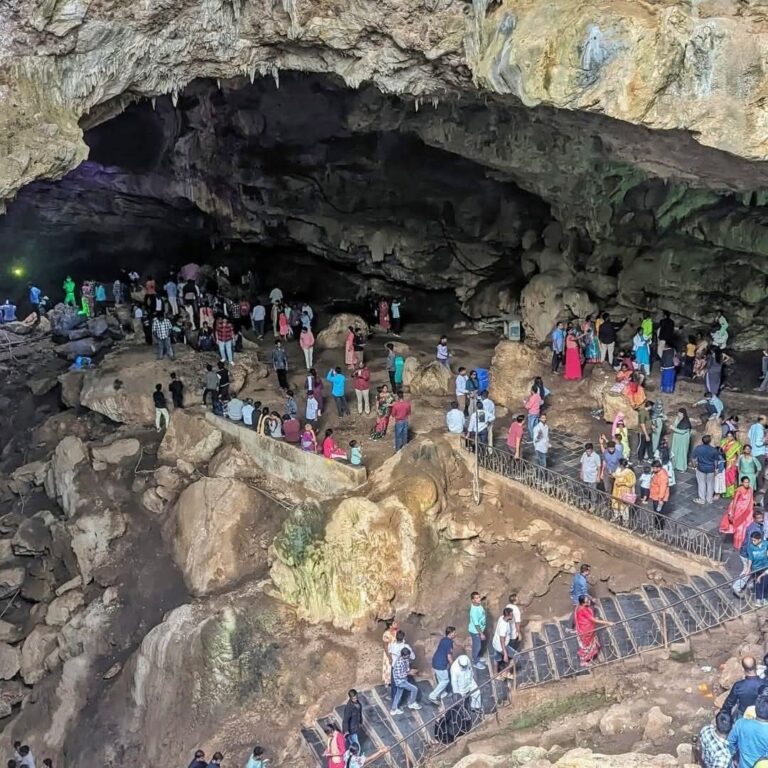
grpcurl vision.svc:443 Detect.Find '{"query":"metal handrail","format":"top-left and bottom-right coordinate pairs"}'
top-left (467, 441), bottom-right (724, 562)
top-left (354, 571), bottom-right (755, 768)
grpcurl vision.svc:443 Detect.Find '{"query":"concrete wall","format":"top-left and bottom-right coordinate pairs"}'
top-left (205, 413), bottom-right (366, 496)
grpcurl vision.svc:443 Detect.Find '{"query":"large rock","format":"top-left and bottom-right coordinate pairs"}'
top-left (158, 411), bottom-right (222, 464)
top-left (46, 435), bottom-right (88, 517)
top-left (487, 340), bottom-right (548, 411)
top-left (602, 389), bottom-right (639, 430)
top-left (46, 590), bottom-right (85, 626)
top-left (168, 477), bottom-right (275, 596)
top-left (0, 644), bottom-right (20, 680)
top-left (315, 314), bottom-right (369, 348)
top-left (0, 568), bottom-right (25, 599)
top-left (404, 360), bottom-right (452, 396)
top-left (642, 706), bottom-right (672, 743)
top-left (12, 512), bottom-right (53, 556)
top-left (20, 624), bottom-right (59, 685)
top-left (207, 444), bottom-right (261, 480)
top-left (58, 370), bottom-right (85, 408)
top-left (54, 337), bottom-right (112, 360)
top-left (69, 509), bottom-right (126, 584)
top-left (91, 438), bottom-right (141, 465)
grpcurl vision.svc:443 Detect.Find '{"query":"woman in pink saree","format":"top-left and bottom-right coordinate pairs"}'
top-left (378, 299), bottom-right (391, 332)
top-left (575, 595), bottom-right (612, 666)
top-left (344, 326), bottom-right (356, 369)
top-left (720, 477), bottom-right (755, 551)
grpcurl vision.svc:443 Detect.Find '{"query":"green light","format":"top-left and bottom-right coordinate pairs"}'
top-left (10, 266), bottom-right (24, 278)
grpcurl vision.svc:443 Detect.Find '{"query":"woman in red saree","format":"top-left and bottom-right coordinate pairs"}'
top-left (322, 723), bottom-right (345, 768)
top-left (344, 326), bottom-right (356, 370)
top-left (574, 595), bottom-right (612, 666)
top-left (378, 299), bottom-right (391, 332)
top-left (563, 331), bottom-right (583, 381)
top-left (719, 477), bottom-right (755, 550)
top-left (720, 432), bottom-right (742, 499)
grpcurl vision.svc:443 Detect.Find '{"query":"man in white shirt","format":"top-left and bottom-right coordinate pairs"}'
top-left (227, 397), bottom-right (244, 421)
top-left (269, 287), bottom-right (283, 305)
top-left (579, 442), bottom-right (602, 489)
top-left (466, 403), bottom-right (488, 445)
top-left (533, 413), bottom-right (550, 468)
top-left (504, 593), bottom-right (522, 653)
top-left (449, 655), bottom-right (481, 711)
top-left (492, 608), bottom-right (514, 672)
top-left (446, 401), bottom-right (465, 434)
top-left (242, 399), bottom-right (256, 426)
top-left (481, 390), bottom-right (496, 445)
top-left (455, 367), bottom-right (469, 414)
top-left (251, 302), bottom-right (266, 337)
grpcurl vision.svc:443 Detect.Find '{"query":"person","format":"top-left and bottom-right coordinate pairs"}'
top-left (582, 315), bottom-right (600, 363)
top-left (284, 390), bottom-right (298, 420)
top-left (611, 458), bottom-right (637, 524)
top-left (524, 386), bottom-right (543, 440)
top-left (387, 631), bottom-right (417, 702)
top-left (385, 342), bottom-right (397, 389)
top-left (278, 308), bottom-right (292, 340)
top-left (574, 594), bottom-right (612, 666)
top-left (266, 411), bottom-right (283, 438)
top-left (349, 440), bottom-right (363, 465)
top-left (352, 327), bottom-right (366, 365)
top-left (390, 298), bottom-right (402, 334)
top-left (217, 361), bottom-right (230, 400)
top-left (227, 397), bottom-right (244, 422)
top-left (659, 346), bottom-right (677, 393)
top-left (197, 322), bottom-right (215, 352)
top-left (727, 696), bottom-right (768, 768)
top-left (612, 417), bottom-right (631, 457)
top-left (636, 399), bottom-right (653, 462)
top-left (481, 390), bottom-right (496, 444)
top-left (579, 443), bottom-right (601, 489)
top-left (551, 321), bottom-right (565, 373)
top-left (657, 310), bottom-right (675, 358)
top-left (705, 347), bottom-right (726, 396)
top-left (563, 329), bottom-right (583, 380)
top-left (322, 723), bottom-right (346, 768)
top-left (748, 532), bottom-right (768, 606)
top-left (301, 424), bottom-right (318, 453)
top-left (169, 372), bottom-right (184, 408)
top-left (533, 413), bottom-right (550, 468)
top-left (27, 282), bottom-right (41, 320)
top-left (344, 326), bottom-right (356, 370)
top-left (144, 275), bottom-right (156, 304)
top-left (436, 335), bottom-right (450, 368)
top-left (250, 301), bottom-right (265, 338)
top-left (391, 391), bottom-right (412, 452)
top-left (17, 747), bottom-right (35, 768)
top-left (352, 361), bottom-right (371, 415)
top-left (697, 711), bottom-right (733, 768)
top-left (721, 431), bottom-right (742, 499)
top-left (187, 751), bottom-right (207, 768)
top-left (632, 327), bottom-right (651, 378)
top-left (449, 655), bottom-right (482, 711)
top-left (720, 477), bottom-right (756, 552)
top-left (63, 276), bottom-right (76, 306)
top-left (570, 563), bottom-right (592, 605)
top-left (455, 367), bottom-right (469, 415)
top-left (203, 364), bottom-right (219, 406)
top-left (0, 300), bottom-right (17, 323)
top-left (599, 440), bottom-right (623, 496)
top-left (164, 278), bottom-right (178, 316)
top-left (390, 644), bottom-right (422, 715)
top-left (342, 689), bottom-right (363, 750)
top-left (272, 341), bottom-right (289, 390)
top-left (393, 352), bottom-right (405, 391)
top-left (598, 313), bottom-right (625, 365)
top-left (214, 315), bottom-right (235, 364)
top-left (446, 401), bottom-right (465, 435)
top-left (466, 369), bottom-right (480, 412)
top-left (370, 386), bottom-right (396, 440)
top-left (280, 413), bottom-right (299, 442)
top-left (467, 591), bottom-right (486, 670)
top-left (739, 444), bottom-right (761, 493)
top-left (242, 399), bottom-right (256, 427)
top-left (506, 414), bottom-right (525, 459)
top-left (381, 619), bottom-right (398, 686)
top-left (327, 367), bottom-right (349, 417)
top-left (669, 408), bottom-right (692, 473)
top-left (322, 429), bottom-right (347, 460)
top-left (649, 460), bottom-right (670, 521)
top-left (245, 746), bottom-right (268, 768)
top-left (638, 464), bottom-right (652, 504)
top-left (305, 391), bottom-right (320, 425)
top-left (749, 415), bottom-right (767, 492)
top-left (428, 626), bottom-right (456, 703)
top-left (722, 656), bottom-right (764, 721)
top-left (153, 384), bottom-right (170, 431)
top-left (695, 391), bottom-right (725, 423)
top-left (378, 298), bottom-right (391, 333)
top-left (299, 326), bottom-right (315, 370)
top-left (152, 312), bottom-right (174, 360)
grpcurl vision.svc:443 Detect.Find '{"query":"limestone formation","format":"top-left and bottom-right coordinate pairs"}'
top-left (20, 624), bottom-right (60, 685)
top-left (69, 509), bottom-right (126, 585)
top-left (158, 411), bottom-right (223, 465)
top-left (0, 644), bottom-right (21, 681)
top-left (315, 314), bottom-right (369, 349)
top-left (207, 444), bottom-right (261, 480)
top-left (46, 435), bottom-right (88, 517)
top-left (91, 438), bottom-right (141, 465)
top-left (405, 360), bottom-right (453, 396)
top-left (488, 340), bottom-right (548, 411)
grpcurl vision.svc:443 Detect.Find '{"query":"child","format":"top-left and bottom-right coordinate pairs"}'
top-left (153, 384), bottom-right (170, 431)
top-left (638, 464), bottom-right (652, 503)
top-left (169, 372), bottom-right (184, 408)
top-left (349, 440), bottom-right (363, 466)
top-left (286, 389), bottom-right (298, 420)
top-left (436, 335), bottom-right (450, 368)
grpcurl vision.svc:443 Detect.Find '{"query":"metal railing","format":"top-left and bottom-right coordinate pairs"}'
top-left (359, 573), bottom-right (755, 768)
top-left (467, 441), bottom-right (724, 562)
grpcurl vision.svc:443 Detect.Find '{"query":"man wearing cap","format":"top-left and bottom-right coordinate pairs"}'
top-left (449, 655), bottom-right (481, 711)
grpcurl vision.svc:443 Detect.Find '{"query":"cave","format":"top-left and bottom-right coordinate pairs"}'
top-left (4, 70), bottom-right (768, 346)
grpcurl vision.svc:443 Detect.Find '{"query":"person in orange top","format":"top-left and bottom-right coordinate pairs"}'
top-left (649, 460), bottom-right (670, 522)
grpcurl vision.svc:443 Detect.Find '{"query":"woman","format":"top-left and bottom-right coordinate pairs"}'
top-left (625, 378), bottom-right (646, 410)
top-left (306, 368), bottom-right (324, 411)
top-left (611, 412), bottom-right (630, 457)
top-left (574, 595), bottom-right (612, 667)
top-left (300, 424), bottom-right (318, 453)
top-left (659, 346), bottom-right (677, 393)
top-left (381, 619), bottom-right (398, 686)
top-left (524, 387), bottom-right (544, 439)
top-left (719, 477), bottom-right (755, 551)
top-left (611, 458), bottom-right (637, 525)
top-left (393, 354), bottom-right (405, 390)
top-left (370, 386), bottom-right (396, 440)
top-left (582, 316), bottom-right (600, 364)
top-left (615, 363), bottom-right (633, 384)
top-left (299, 327), bottom-right (315, 370)
top-left (705, 347), bottom-right (724, 395)
top-left (322, 429), bottom-right (347, 460)
top-left (532, 376), bottom-right (549, 400)
top-left (655, 436), bottom-right (676, 487)
top-left (267, 411), bottom-right (283, 439)
top-left (322, 723), bottom-right (345, 768)
top-left (278, 308), bottom-right (292, 341)
top-left (650, 401), bottom-right (665, 454)
top-left (563, 330), bottom-right (583, 381)
top-left (378, 298), bottom-right (391, 332)
top-left (669, 409), bottom-right (692, 473)
top-left (721, 431), bottom-right (742, 498)
top-left (739, 444), bottom-right (761, 491)
top-left (632, 328), bottom-right (651, 377)
top-left (466, 370), bottom-right (480, 406)
top-left (345, 326), bottom-right (356, 370)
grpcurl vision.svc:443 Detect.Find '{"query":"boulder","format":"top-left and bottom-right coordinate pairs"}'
top-left (20, 624), bottom-right (59, 684)
top-left (86, 316), bottom-right (109, 338)
top-left (0, 680), bottom-right (25, 713)
top-left (57, 370), bottom-right (85, 408)
top-left (9, 461), bottom-right (48, 494)
top-left (599, 701), bottom-right (642, 736)
top-left (54, 337), bottom-right (112, 360)
top-left (718, 656), bottom-right (744, 691)
top-left (12, 513), bottom-right (53, 556)
top-left (642, 707), bottom-right (672, 742)
top-left (91, 438), bottom-right (141, 465)
top-left (207, 444), bottom-right (261, 480)
top-left (49, 304), bottom-right (86, 338)
top-left (27, 376), bottom-right (59, 397)
top-left (46, 435), bottom-right (88, 517)
top-left (153, 465), bottom-right (185, 492)
top-left (0, 621), bottom-right (23, 643)
top-left (69, 509), bottom-right (127, 584)
top-left (169, 477), bottom-right (275, 596)
top-left (141, 488), bottom-right (167, 516)
top-left (602, 389), bottom-right (639, 429)
top-left (0, 644), bottom-right (20, 680)
top-left (158, 411), bottom-right (223, 464)
top-left (0, 567), bottom-right (25, 599)
top-left (46, 590), bottom-right (85, 626)
top-left (405, 360), bottom-right (452, 396)
top-left (315, 314), bottom-right (369, 348)
top-left (487, 340), bottom-right (549, 411)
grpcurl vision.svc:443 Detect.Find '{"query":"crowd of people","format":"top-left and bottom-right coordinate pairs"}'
top-left (8, 740), bottom-right (53, 768)
top-left (185, 744), bottom-right (266, 768)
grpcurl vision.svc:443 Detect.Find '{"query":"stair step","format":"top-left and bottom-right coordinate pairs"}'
top-left (544, 622), bottom-right (571, 678)
top-left (643, 584), bottom-right (684, 643)
top-left (356, 690), bottom-right (409, 767)
top-left (690, 576), bottom-right (738, 621)
top-left (557, 620), bottom-right (592, 676)
top-left (661, 586), bottom-right (699, 633)
top-left (706, 570), bottom-right (729, 587)
top-left (370, 684), bottom-right (431, 765)
top-left (530, 631), bottom-right (557, 684)
top-left (599, 596), bottom-right (635, 656)
top-left (616, 593), bottom-right (659, 649)
top-left (512, 646), bottom-right (539, 687)
top-left (676, 584), bottom-right (717, 628)
top-left (301, 726), bottom-right (328, 767)
top-left (471, 660), bottom-right (499, 714)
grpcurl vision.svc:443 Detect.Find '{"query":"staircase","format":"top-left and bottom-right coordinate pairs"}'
top-left (301, 569), bottom-right (756, 768)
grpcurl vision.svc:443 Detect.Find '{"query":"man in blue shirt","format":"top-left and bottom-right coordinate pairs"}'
top-left (692, 435), bottom-right (722, 505)
top-left (27, 283), bottom-right (41, 319)
top-left (326, 367), bottom-right (349, 417)
top-left (749, 416), bottom-right (767, 492)
top-left (551, 322), bottom-right (565, 374)
top-left (467, 591), bottom-right (486, 670)
top-left (747, 532), bottom-right (768, 606)
top-left (721, 656), bottom-right (763, 721)
top-left (728, 691), bottom-right (768, 767)
top-left (694, 392), bottom-right (724, 422)
top-left (599, 441), bottom-right (623, 495)
top-left (428, 626), bottom-right (455, 703)
top-left (570, 563), bottom-right (592, 606)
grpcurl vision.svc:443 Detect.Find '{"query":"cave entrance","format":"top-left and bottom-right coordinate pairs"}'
top-left (0, 72), bottom-right (552, 324)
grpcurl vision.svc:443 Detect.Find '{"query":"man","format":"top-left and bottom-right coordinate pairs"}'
top-left (385, 342), bottom-right (397, 390)
top-left (352, 361), bottom-right (371, 415)
top-left (656, 310), bottom-right (675, 359)
top-left (598, 313), bottom-right (625, 366)
top-left (203, 364), bottom-right (219, 406)
top-left (467, 591), bottom-right (486, 670)
top-left (692, 435), bottom-right (721, 505)
top-left (352, 327), bottom-right (366, 364)
top-left (272, 341), bottom-right (289, 390)
top-left (151, 312), bottom-right (174, 360)
top-left (251, 301), bottom-right (266, 337)
top-left (187, 749), bottom-right (207, 768)
top-left (153, 384), bottom-right (170, 431)
top-left (749, 416), bottom-right (767, 491)
top-left (533, 413), bottom-right (550, 468)
top-left (164, 278), bottom-right (178, 316)
top-left (391, 391), bottom-right (412, 452)
top-left (227, 396), bottom-right (244, 422)
top-left (17, 747), bottom-right (34, 768)
top-left (636, 400), bottom-right (653, 462)
top-left (481, 390), bottom-right (496, 444)
top-left (269, 286), bottom-right (283, 305)
top-left (63, 276), bottom-right (76, 306)
top-left (757, 350), bottom-right (768, 392)
top-left (551, 321), bottom-right (565, 373)
top-left (728, 694), bottom-right (768, 768)
top-left (698, 711), bottom-right (733, 768)
top-left (242, 399), bottom-right (256, 427)
top-left (455, 367), bottom-right (469, 414)
top-left (579, 443), bottom-right (601, 489)
top-left (466, 401), bottom-right (488, 446)
top-left (735, 509), bottom-right (766, 595)
top-left (428, 626), bottom-right (456, 703)
top-left (695, 391), bottom-right (725, 422)
top-left (214, 315), bottom-right (235, 364)
top-left (326, 366), bottom-right (349, 417)
top-left (342, 689), bottom-right (363, 749)
top-left (449, 655), bottom-right (482, 711)
top-left (0, 300), bottom-right (17, 323)
top-left (391, 298), bottom-right (402, 334)
top-left (169, 372), bottom-right (184, 408)
top-left (446, 401), bottom-right (465, 435)
top-left (390, 647), bottom-right (421, 715)
top-left (570, 563), bottom-right (592, 606)
top-left (720, 656), bottom-right (763, 719)
top-left (27, 283), bottom-right (41, 320)
top-left (649, 460), bottom-right (670, 522)
top-left (504, 593), bottom-right (522, 654)
top-left (746, 531), bottom-right (768, 607)
top-left (207, 752), bottom-right (224, 768)
top-left (491, 607), bottom-right (516, 673)
top-left (217, 361), bottom-right (230, 400)
top-left (506, 414), bottom-right (525, 459)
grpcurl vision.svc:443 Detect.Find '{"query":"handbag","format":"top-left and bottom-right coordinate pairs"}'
top-left (620, 492), bottom-right (637, 504)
